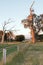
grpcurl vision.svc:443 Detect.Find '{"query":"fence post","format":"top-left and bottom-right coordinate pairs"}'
top-left (17, 45), bottom-right (19, 52)
top-left (3, 48), bottom-right (6, 65)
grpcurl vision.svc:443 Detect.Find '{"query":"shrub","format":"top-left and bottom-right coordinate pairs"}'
top-left (15, 35), bottom-right (25, 41)
top-left (35, 33), bottom-right (43, 41)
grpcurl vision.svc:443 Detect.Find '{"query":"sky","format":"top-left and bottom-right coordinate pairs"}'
top-left (0, 0), bottom-right (43, 39)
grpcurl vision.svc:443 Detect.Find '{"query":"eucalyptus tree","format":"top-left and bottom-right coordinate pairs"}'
top-left (22, 14), bottom-right (43, 42)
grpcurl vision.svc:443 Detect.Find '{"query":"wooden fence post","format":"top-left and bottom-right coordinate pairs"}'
top-left (3, 48), bottom-right (6, 65)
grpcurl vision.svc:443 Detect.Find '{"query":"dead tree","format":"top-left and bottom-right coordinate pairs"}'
top-left (1, 18), bottom-right (15, 43)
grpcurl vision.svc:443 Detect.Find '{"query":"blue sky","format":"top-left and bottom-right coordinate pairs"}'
top-left (0, 0), bottom-right (43, 38)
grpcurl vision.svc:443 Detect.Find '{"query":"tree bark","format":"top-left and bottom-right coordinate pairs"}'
top-left (31, 27), bottom-right (35, 43)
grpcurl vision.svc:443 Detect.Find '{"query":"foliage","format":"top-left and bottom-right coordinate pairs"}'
top-left (22, 14), bottom-right (43, 33)
top-left (15, 35), bottom-right (25, 41)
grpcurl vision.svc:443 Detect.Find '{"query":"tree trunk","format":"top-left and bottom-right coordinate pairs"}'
top-left (31, 27), bottom-right (35, 43)
top-left (1, 33), bottom-right (5, 44)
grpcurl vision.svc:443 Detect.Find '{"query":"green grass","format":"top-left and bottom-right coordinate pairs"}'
top-left (0, 44), bottom-right (17, 61)
top-left (0, 52), bottom-right (2, 60)
top-left (7, 45), bottom-right (17, 55)
top-left (0, 42), bottom-right (43, 65)
top-left (6, 42), bottom-right (43, 65)
top-left (0, 44), bottom-right (10, 49)
top-left (6, 50), bottom-right (25, 65)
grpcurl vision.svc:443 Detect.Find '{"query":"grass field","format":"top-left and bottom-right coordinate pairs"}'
top-left (0, 41), bottom-right (43, 65)
top-left (0, 44), bottom-right (17, 61)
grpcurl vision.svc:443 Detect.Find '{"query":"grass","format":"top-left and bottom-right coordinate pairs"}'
top-left (0, 44), bottom-right (17, 61)
top-left (0, 44), bottom-right (16, 49)
top-left (28, 45), bottom-right (43, 51)
top-left (0, 52), bottom-right (2, 60)
top-left (7, 45), bottom-right (17, 55)
top-left (0, 41), bottom-right (43, 65)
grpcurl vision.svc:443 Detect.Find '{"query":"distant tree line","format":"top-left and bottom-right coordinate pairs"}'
top-left (4, 34), bottom-right (25, 42)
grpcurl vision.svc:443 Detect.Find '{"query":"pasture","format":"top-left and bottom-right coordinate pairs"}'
top-left (0, 41), bottom-right (43, 65)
